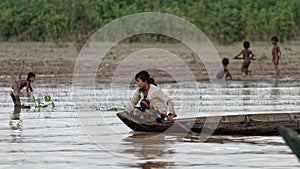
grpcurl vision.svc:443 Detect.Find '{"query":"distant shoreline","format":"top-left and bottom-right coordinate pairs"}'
top-left (1, 41), bottom-right (300, 86)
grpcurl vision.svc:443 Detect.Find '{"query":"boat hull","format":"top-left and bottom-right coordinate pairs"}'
top-left (117, 112), bottom-right (300, 136)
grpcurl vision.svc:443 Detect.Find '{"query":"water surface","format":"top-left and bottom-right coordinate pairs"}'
top-left (0, 80), bottom-right (299, 168)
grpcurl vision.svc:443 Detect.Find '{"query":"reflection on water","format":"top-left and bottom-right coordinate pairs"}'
top-left (136, 161), bottom-right (175, 169)
top-left (119, 132), bottom-right (294, 168)
top-left (121, 132), bottom-right (180, 159)
top-left (241, 81), bottom-right (251, 113)
top-left (1, 81), bottom-right (300, 168)
top-left (271, 78), bottom-right (280, 102)
top-left (9, 106), bottom-right (23, 143)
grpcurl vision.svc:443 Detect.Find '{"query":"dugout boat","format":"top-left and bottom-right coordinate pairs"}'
top-left (117, 111), bottom-right (300, 136)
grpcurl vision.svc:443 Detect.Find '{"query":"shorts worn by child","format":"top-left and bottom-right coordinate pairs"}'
top-left (241, 61), bottom-right (251, 75)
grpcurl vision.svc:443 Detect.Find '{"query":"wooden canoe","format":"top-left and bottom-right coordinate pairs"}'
top-left (117, 111), bottom-right (300, 136)
top-left (279, 127), bottom-right (300, 161)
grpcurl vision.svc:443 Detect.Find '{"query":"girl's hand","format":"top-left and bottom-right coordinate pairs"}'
top-left (167, 115), bottom-right (174, 121)
top-left (167, 113), bottom-right (176, 121)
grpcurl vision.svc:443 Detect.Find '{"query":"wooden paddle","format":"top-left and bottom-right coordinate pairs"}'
top-left (18, 60), bottom-right (25, 87)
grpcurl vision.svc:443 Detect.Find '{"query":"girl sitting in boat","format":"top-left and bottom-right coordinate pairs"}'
top-left (125, 70), bottom-right (176, 122)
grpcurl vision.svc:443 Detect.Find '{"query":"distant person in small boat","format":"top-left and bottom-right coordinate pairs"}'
top-left (217, 57), bottom-right (232, 80)
top-left (271, 36), bottom-right (282, 76)
top-left (233, 41), bottom-right (255, 75)
top-left (125, 70), bottom-right (176, 122)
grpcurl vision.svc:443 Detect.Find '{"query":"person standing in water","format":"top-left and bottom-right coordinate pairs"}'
top-left (233, 41), bottom-right (255, 75)
top-left (125, 70), bottom-right (176, 122)
top-left (271, 36), bottom-right (282, 76)
top-left (10, 72), bottom-right (36, 104)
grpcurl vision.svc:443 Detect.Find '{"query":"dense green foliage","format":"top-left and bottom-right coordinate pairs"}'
top-left (0, 0), bottom-right (299, 44)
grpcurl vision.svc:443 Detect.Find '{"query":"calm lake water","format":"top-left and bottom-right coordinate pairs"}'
top-left (0, 79), bottom-right (300, 169)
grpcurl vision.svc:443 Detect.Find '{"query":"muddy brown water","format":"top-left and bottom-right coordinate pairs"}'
top-left (0, 80), bottom-right (300, 168)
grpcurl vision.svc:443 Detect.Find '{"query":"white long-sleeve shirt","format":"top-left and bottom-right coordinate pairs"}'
top-left (125, 84), bottom-right (175, 115)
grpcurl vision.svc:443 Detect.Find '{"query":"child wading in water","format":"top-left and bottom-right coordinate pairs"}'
top-left (10, 72), bottom-right (36, 104)
top-left (233, 41), bottom-right (255, 75)
top-left (271, 36), bottom-right (282, 76)
top-left (217, 57), bottom-right (232, 80)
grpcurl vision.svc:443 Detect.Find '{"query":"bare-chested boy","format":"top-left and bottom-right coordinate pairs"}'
top-left (271, 36), bottom-right (282, 76)
top-left (233, 41), bottom-right (255, 75)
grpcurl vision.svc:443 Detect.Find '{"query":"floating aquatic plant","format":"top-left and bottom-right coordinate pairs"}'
top-left (106, 107), bottom-right (123, 111)
top-left (33, 95), bottom-right (55, 108)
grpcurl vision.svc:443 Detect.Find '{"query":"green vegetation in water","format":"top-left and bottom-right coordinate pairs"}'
top-left (104, 52), bottom-right (118, 60)
top-left (257, 55), bottom-right (269, 61)
top-left (44, 95), bottom-right (51, 102)
top-left (33, 95), bottom-right (55, 108)
top-left (106, 107), bottom-right (123, 111)
top-left (191, 53), bottom-right (198, 63)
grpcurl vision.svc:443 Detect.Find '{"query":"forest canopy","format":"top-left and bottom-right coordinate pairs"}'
top-left (0, 0), bottom-right (299, 44)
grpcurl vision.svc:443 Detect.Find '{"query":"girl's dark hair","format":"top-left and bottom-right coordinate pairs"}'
top-left (135, 70), bottom-right (157, 86)
top-left (27, 72), bottom-right (36, 80)
top-left (243, 41), bottom-right (250, 48)
top-left (271, 36), bottom-right (278, 42)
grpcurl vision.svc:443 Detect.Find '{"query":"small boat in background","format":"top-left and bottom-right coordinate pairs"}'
top-left (117, 111), bottom-right (300, 136)
top-left (279, 127), bottom-right (300, 162)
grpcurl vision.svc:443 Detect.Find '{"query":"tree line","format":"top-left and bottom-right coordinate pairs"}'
top-left (0, 0), bottom-right (299, 44)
